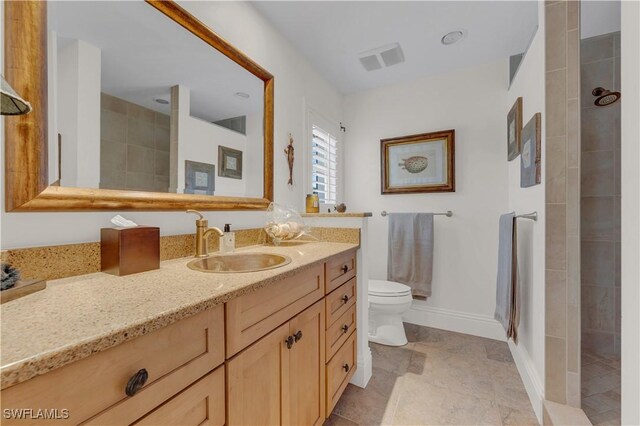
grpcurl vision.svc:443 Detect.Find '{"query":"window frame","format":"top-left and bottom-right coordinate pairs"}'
top-left (304, 106), bottom-right (342, 211)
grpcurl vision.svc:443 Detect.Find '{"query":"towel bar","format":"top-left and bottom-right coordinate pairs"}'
top-left (381, 210), bottom-right (453, 217)
top-left (514, 211), bottom-right (538, 221)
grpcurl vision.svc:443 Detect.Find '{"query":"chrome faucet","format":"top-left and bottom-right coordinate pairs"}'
top-left (186, 210), bottom-right (224, 258)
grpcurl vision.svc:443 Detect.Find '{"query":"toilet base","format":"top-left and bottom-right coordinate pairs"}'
top-left (368, 313), bottom-right (408, 347)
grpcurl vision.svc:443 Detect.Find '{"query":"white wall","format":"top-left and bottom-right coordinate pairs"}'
top-left (0, 1), bottom-right (343, 249)
top-left (581, 1), bottom-right (621, 40)
top-left (47, 31), bottom-right (59, 184)
top-left (244, 110), bottom-right (264, 198)
top-left (505, 3), bottom-right (546, 420)
top-left (620, 1), bottom-right (640, 423)
top-left (174, 85), bottom-right (261, 197)
top-left (343, 60), bottom-right (509, 334)
top-left (56, 39), bottom-right (101, 188)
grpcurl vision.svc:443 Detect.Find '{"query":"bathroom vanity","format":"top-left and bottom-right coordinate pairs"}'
top-left (0, 244), bottom-right (358, 425)
top-left (1, 2), bottom-right (366, 423)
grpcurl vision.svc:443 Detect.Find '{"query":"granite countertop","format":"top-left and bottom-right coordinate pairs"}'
top-left (0, 242), bottom-right (358, 389)
top-left (300, 212), bottom-right (372, 218)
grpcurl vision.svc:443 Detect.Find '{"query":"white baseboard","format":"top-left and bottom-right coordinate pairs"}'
top-left (350, 346), bottom-right (373, 388)
top-left (508, 340), bottom-right (545, 424)
top-left (403, 303), bottom-right (507, 341)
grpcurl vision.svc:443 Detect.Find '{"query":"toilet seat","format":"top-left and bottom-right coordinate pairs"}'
top-left (369, 279), bottom-right (412, 297)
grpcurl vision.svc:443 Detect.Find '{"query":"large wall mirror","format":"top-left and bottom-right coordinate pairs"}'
top-left (4, 0), bottom-right (274, 211)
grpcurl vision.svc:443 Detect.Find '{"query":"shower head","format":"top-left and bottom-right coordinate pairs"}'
top-left (592, 87), bottom-right (621, 107)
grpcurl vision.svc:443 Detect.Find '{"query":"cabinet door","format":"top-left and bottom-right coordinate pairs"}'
top-left (133, 367), bottom-right (225, 426)
top-left (227, 323), bottom-right (291, 426)
top-left (289, 300), bottom-right (326, 426)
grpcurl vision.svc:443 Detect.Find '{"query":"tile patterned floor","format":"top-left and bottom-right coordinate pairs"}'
top-left (581, 350), bottom-right (621, 426)
top-left (327, 323), bottom-right (538, 426)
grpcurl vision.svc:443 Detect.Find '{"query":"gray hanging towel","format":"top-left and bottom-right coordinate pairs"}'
top-left (495, 213), bottom-right (519, 343)
top-left (387, 213), bottom-right (434, 300)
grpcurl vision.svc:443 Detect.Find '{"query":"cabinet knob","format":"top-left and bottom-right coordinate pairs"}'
top-left (342, 295), bottom-right (349, 303)
top-left (294, 330), bottom-right (303, 342)
top-left (342, 324), bottom-right (349, 334)
top-left (341, 265), bottom-right (349, 273)
top-left (343, 363), bottom-right (350, 373)
top-left (285, 335), bottom-right (294, 349)
top-left (125, 368), bottom-right (149, 397)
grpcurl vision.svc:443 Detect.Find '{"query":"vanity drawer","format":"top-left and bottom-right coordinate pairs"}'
top-left (1, 306), bottom-right (224, 425)
top-left (86, 366), bottom-right (225, 426)
top-left (326, 305), bottom-right (356, 361)
top-left (132, 367), bottom-right (225, 426)
top-left (325, 250), bottom-right (357, 294)
top-left (326, 333), bottom-right (356, 416)
top-left (325, 277), bottom-right (356, 328)
top-left (226, 263), bottom-right (325, 357)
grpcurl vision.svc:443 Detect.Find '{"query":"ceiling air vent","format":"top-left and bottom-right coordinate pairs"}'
top-left (358, 43), bottom-right (405, 72)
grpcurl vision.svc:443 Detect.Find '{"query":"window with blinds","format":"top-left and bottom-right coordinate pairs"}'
top-left (311, 124), bottom-right (338, 205)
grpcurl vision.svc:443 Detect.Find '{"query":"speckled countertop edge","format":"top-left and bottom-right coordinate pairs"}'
top-left (0, 242), bottom-right (358, 389)
top-left (300, 212), bottom-right (372, 217)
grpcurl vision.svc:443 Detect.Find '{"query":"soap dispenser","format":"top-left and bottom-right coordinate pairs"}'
top-left (219, 224), bottom-right (235, 253)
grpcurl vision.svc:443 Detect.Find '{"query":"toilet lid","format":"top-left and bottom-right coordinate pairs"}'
top-left (369, 280), bottom-right (412, 297)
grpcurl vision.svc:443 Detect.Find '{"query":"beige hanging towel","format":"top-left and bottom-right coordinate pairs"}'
top-left (494, 213), bottom-right (519, 343)
top-left (387, 213), bottom-right (434, 300)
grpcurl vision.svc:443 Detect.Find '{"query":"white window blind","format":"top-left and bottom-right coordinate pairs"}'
top-left (311, 124), bottom-right (338, 205)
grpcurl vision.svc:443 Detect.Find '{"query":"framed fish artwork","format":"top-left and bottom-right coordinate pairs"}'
top-left (380, 129), bottom-right (455, 194)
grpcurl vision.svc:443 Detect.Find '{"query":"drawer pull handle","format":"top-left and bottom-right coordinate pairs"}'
top-left (342, 295), bottom-right (349, 303)
top-left (342, 324), bottom-right (349, 334)
top-left (343, 363), bottom-right (350, 373)
top-left (125, 369), bottom-right (149, 397)
top-left (294, 330), bottom-right (303, 342)
top-left (341, 265), bottom-right (349, 273)
top-left (285, 335), bottom-right (294, 349)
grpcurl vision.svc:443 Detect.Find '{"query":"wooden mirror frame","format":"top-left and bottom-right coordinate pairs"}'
top-left (4, 1), bottom-right (274, 211)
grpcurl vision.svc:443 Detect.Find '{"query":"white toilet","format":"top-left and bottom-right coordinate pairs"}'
top-left (368, 279), bottom-right (413, 346)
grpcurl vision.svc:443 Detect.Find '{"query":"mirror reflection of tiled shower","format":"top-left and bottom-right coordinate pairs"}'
top-left (580, 30), bottom-right (621, 425)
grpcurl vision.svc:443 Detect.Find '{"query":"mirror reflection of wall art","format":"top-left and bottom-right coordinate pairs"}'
top-left (218, 146), bottom-right (243, 180)
top-left (381, 129), bottom-right (455, 194)
top-left (520, 113), bottom-right (541, 188)
top-left (507, 97), bottom-right (523, 161)
top-left (185, 160), bottom-right (215, 195)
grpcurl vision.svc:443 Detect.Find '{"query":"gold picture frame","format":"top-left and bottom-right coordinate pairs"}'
top-left (3, 0), bottom-right (274, 211)
top-left (381, 130), bottom-right (455, 194)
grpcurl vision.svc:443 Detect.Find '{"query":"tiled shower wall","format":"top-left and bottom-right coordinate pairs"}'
top-left (100, 93), bottom-right (171, 192)
top-left (545, 0), bottom-right (581, 407)
top-left (580, 32), bottom-right (621, 356)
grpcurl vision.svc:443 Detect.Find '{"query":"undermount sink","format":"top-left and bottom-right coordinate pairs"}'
top-left (187, 252), bottom-right (292, 273)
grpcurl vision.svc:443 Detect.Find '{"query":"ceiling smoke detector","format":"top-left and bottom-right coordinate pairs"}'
top-left (153, 97), bottom-right (169, 105)
top-left (358, 43), bottom-right (405, 72)
top-left (441, 30), bottom-right (466, 46)
top-left (235, 92), bottom-right (250, 99)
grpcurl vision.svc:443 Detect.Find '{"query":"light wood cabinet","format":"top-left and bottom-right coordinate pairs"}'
top-left (133, 367), bottom-right (225, 426)
top-left (323, 261), bottom-right (358, 418)
top-left (227, 300), bottom-right (326, 426)
top-left (1, 306), bottom-right (224, 425)
top-left (1, 250), bottom-right (358, 426)
top-left (326, 305), bottom-right (356, 361)
top-left (226, 263), bottom-right (325, 357)
top-left (326, 333), bottom-right (356, 415)
top-left (326, 277), bottom-right (356, 327)
top-left (288, 300), bottom-right (326, 426)
top-left (226, 322), bottom-right (291, 425)
top-left (325, 251), bottom-right (356, 294)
